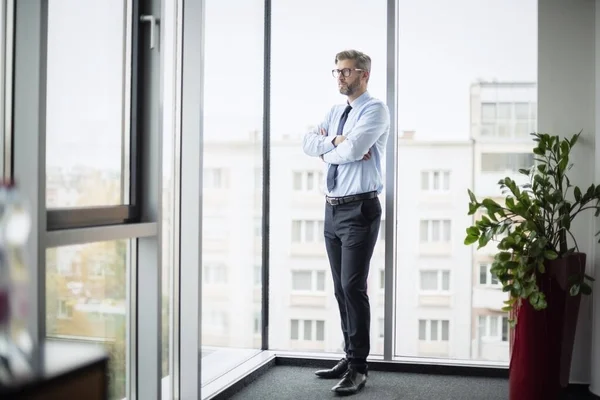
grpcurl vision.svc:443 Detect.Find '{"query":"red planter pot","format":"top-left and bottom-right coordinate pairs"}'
top-left (509, 253), bottom-right (586, 400)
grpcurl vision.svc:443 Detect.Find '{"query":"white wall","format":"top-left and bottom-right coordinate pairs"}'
top-left (538, 0), bottom-right (596, 385)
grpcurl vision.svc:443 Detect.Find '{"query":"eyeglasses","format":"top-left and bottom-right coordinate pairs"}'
top-left (331, 68), bottom-right (364, 78)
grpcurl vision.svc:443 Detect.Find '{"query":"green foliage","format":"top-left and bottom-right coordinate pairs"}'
top-left (464, 132), bottom-right (596, 320)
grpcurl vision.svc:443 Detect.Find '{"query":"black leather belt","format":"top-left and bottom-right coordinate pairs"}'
top-left (325, 191), bottom-right (377, 206)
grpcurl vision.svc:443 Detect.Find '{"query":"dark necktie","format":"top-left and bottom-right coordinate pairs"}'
top-left (326, 105), bottom-right (352, 192)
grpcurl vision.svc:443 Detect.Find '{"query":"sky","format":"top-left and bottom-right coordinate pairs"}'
top-left (42, 0), bottom-right (537, 172)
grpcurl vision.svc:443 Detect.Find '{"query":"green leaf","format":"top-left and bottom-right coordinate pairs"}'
top-left (464, 235), bottom-right (478, 245)
top-left (570, 284), bottom-right (580, 296)
top-left (533, 147), bottom-right (545, 156)
top-left (501, 306), bottom-right (513, 312)
top-left (518, 168), bottom-right (531, 176)
top-left (497, 252), bottom-right (512, 262)
top-left (574, 186), bottom-right (582, 202)
top-left (466, 227), bottom-right (479, 236)
top-left (581, 282), bottom-right (592, 295)
top-left (468, 189), bottom-right (477, 203)
top-left (482, 198), bottom-right (502, 211)
top-left (544, 250), bottom-right (558, 260)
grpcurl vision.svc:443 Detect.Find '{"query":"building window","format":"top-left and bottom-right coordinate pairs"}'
top-left (292, 170), bottom-right (324, 192)
top-left (254, 265), bottom-right (261, 287)
top-left (57, 299), bottom-right (73, 319)
top-left (203, 263), bottom-right (227, 284)
top-left (479, 102), bottom-right (536, 139)
top-left (419, 219), bottom-right (452, 242)
top-left (478, 315), bottom-right (509, 342)
top-left (419, 270), bottom-right (451, 292)
top-left (291, 270), bottom-right (326, 292)
top-left (204, 168), bottom-right (226, 189)
top-left (291, 220), bottom-right (324, 243)
top-left (479, 263), bottom-right (500, 286)
top-left (418, 319), bottom-right (450, 341)
top-left (290, 319), bottom-right (325, 341)
top-left (420, 170), bottom-right (451, 191)
top-left (481, 152), bottom-right (534, 173)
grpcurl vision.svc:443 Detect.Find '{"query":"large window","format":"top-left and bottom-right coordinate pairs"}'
top-left (395, 0), bottom-right (536, 361)
top-left (46, 1), bottom-right (133, 214)
top-left (46, 241), bottom-right (129, 399)
top-left (269, 0), bottom-right (387, 355)
top-left (201, 0), bottom-right (264, 387)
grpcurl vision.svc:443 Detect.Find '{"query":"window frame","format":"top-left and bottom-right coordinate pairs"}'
top-left (46, 2), bottom-right (142, 231)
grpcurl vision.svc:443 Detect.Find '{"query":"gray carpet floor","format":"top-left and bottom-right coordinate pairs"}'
top-left (228, 366), bottom-right (509, 400)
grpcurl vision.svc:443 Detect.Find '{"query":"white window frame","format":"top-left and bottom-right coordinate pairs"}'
top-left (479, 263), bottom-right (501, 287)
top-left (291, 219), bottom-right (324, 243)
top-left (292, 170), bottom-right (324, 192)
top-left (420, 219), bottom-right (452, 242)
top-left (418, 319), bottom-right (450, 342)
top-left (290, 319), bottom-right (325, 342)
top-left (291, 269), bottom-right (326, 293)
top-left (57, 299), bottom-right (73, 319)
top-left (420, 170), bottom-right (451, 192)
top-left (479, 315), bottom-right (509, 342)
top-left (419, 269), bottom-right (451, 293)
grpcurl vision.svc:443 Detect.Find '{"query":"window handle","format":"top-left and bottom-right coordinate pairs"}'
top-left (140, 14), bottom-right (158, 49)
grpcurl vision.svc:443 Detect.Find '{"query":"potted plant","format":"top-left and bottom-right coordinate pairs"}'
top-left (464, 132), bottom-right (596, 400)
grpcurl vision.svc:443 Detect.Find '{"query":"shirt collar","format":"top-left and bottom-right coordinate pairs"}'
top-left (348, 91), bottom-right (371, 109)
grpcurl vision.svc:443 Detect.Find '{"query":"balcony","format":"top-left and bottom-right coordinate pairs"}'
top-left (472, 287), bottom-right (507, 310)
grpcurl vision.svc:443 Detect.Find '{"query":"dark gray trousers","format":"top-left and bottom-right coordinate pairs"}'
top-left (324, 196), bottom-right (381, 368)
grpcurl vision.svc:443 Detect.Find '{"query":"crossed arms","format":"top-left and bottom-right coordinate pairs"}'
top-left (301, 103), bottom-right (389, 165)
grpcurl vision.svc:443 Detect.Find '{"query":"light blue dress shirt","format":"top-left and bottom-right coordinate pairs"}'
top-left (302, 91), bottom-right (390, 197)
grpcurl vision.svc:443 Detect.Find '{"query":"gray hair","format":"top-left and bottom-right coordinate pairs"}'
top-left (335, 50), bottom-right (372, 75)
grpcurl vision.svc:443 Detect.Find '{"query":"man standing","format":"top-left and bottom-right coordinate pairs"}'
top-left (302, 49), bottom-right (389, 395)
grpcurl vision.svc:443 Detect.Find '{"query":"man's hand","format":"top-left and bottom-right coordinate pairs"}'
top-left (362, 149), bottom-right (372, 160)
top-left (333, 135), bottom-right (346, 146)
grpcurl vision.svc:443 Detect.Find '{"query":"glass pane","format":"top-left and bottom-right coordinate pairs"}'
top-left (304, 320), bottom-right (312, 340)
top-left (502, 317), bottom-right (508, 341)
top-left (430, 320), bottom-right (438, 341)
top-left (432, 171), bottom-right (440, 190)
top-left (293, 172), bottom-right (302, 190)
top-left (46, 241), bottom-right (128, 399)
top-left (396, 0), bottom-right (536, 364)
top-left (270, 0), bottom-right (386, 357)
top-left (316, 321), bottom-right (325, 341)
top-left (481, 103), bottom-right (496, 121)
top-left (46, 1), bottom-right (129, 208)
top-left (420, 271), bottom-right (438, 291)
top-left (490, 316), bottom-right (499, 336)
top-left (443, 172), bottom-right (450, 190)
top-left (441, 320), bottom-right (449, 341)
top-left (202, 0), bottom-right (264, 386)
top-left (290, 320), bottom-right (299, 340)
top-left (291, 221), bottom-right (302, 242)
top-left (419, 220), bottom-right (429, 242)
top-left (418, 320), bottom-right (426, 340)
top-left (305, 221), bottom-right (315, 242)
top-left (479, 264), bottom-right (487, 285)
top-left (292, 271), bottom-right (312, 291)
top-left (431, 220), bottom-right (440, 241)
top-left (316, 271), bottom-right (326, 291)
top-left (442, 271), bottom-right (450, 290)
top-left (306, 172), bottom-right (315, 190)
top-left (420, 171), bottom-right (429, 190)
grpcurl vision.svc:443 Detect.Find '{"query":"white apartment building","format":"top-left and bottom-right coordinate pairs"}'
top-left (470, 81), bottom-right (537, 362)
top-left (199, 81), bottom-right (535, 364)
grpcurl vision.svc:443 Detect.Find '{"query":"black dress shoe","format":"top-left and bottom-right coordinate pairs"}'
top-left (314, 358), bottom-right (349, 379)
top-left (331, 367), bottom-right (367, 395)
